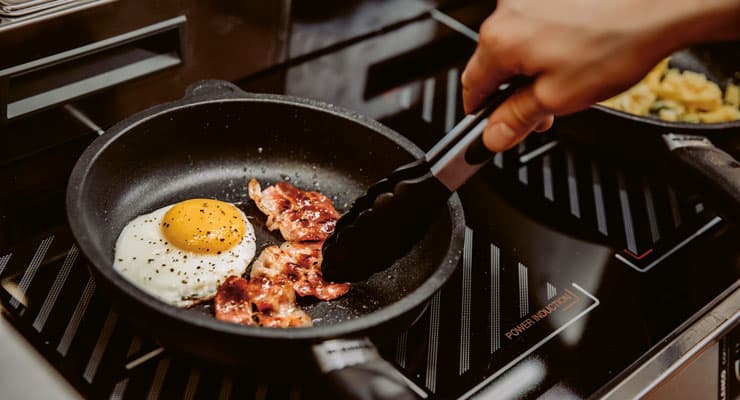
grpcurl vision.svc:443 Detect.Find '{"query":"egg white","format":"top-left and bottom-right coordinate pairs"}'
top-left (113, 204), bottom-right (256, 307)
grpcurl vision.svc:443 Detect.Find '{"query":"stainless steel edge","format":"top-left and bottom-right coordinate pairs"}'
top-left (430, 119), bottom-right (488, 192)
top-left (0, 15), bottom-right (185, 122)
top-left (0, 0), bottom-right (77, 17)
top-left (0, 15), bottom-right (185, 76)
top-left (601, 284), bottom-right (740, 399)
top-left (0, 0), bottom-right (116, 32)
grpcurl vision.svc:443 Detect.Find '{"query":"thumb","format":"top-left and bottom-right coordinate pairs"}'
top-left (482, 86), bottom-right (551, 152)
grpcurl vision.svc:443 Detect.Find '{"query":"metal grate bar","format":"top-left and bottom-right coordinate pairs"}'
top-left (422, 77), bottom-right (435, 123)
top-left (459, 227), bottom-right (473, 375)
top-left (10, 235), bottom-right (54, 308)
top-left (146, 358), bottom-right (170, 400)
top-left (591, 161), bottom-right (609, 236)
top-left (445, 68), bottom-right (459, 131)
top-left (642, 177), bottom-right (661, 243)
top-left (0, 253), bottom-right (12, 276)
top-left (518, 263), bottom-right (529, 318)
top-left (493, 152), bottom-right (504, 168)
top-left (430, 9), bottom-right (479, 41)
top-left (565, 149), bottom-right (580, 218)
top-left (519, 140), bottom-right (559, 164)
top-left (33, 245), bottom-right (78, 331)
top-left (182, 368), bottom-right (201, 400)
top-left (617, 172), bottom-right (638, 253)
top-left (518, 143), bottom-right (529, 184)
top-left (490, 244), bottom-right (501, 354)
top-left (127, 335), bottom-right (143, 357)
top-left (83, 310), bottom-right (118, 383)
top-left (542, 154), bottom-right (554, 201)
top-left (109, 379), bottom-right (128, 400)
top-left (126, 347), bottom-right (165, 371)
top-left (395, 331), bottom-right (408, 368)
top-left (400, 87), bottom-right (412, 109)
top-left (425, 290), bottom-right (442, 392)
top-left (57, 276), bottom-right (95, 356)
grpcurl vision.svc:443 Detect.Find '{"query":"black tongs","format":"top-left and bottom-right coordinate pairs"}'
top-left (322, 78), bottom-right (528, 282)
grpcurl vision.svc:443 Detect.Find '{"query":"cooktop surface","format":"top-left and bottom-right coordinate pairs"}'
top-left (0, 4), bottom-right (738, 399)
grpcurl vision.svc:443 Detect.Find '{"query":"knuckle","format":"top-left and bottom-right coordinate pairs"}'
top-left (478, 18), bottom-right (513, 53)
top-left (508, 96), bottom-right (532, 130)
top-left (532, 83), bottom-right (564, 113)
top-left (478, 24), bottom-right (501, 49)
top-left (479, 15), bottom-right (498, 38)
top-left (504, 88), bottom-right (553, 131)
top-left (509, 99), bottom-right (534, 128)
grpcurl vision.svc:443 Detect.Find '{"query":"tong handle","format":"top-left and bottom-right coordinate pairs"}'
top-left (426, 77), bottom-right (530, 191)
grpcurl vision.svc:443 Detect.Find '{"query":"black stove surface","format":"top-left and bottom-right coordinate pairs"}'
top-left (1, 5), bottom-right (738, 399)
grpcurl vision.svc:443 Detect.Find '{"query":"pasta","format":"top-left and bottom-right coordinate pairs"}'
top-left (599, 58), bottom-right (740, 123)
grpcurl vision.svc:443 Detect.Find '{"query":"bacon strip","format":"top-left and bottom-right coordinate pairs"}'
top-left (214, 275), bottom-right (311, 328)
top-left (251, 242), bottom-right (350, 301)
top-left (214, 276), bottom-right (255, 325)
top-left (248, 179), bottom-right (339, 242)
top-left (214, 180), bottom-right (350, 328)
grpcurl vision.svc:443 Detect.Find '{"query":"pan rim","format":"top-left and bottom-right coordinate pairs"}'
top-left (590, 103), bottom-right (740, 132)
top-left (67, 93), bottom-right (465, 341)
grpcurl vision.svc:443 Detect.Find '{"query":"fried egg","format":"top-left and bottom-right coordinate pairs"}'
top-left (113, 199), bottom-right (256, 307)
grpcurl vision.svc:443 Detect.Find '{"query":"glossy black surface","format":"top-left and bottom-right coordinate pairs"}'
top-left (0, 3), bottom-right (738, 399)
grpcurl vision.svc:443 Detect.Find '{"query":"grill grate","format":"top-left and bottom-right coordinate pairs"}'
top-left (0, 219), bottom-right (601, 399)
top-left (0, 242), bottom-right (325, 399)
top-left (485, 132), bottom-right (722, 273)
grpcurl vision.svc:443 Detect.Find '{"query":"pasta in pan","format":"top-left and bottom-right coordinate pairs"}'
top-left (600, 58), bottom-right (740, 123)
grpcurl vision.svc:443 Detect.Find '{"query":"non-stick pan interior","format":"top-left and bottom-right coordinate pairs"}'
top-left (70, 97), bottom-right (458, 330)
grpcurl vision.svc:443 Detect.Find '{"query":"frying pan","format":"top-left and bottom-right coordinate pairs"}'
top-left (556, 45), bottom-right (740, 223)
top-left (66, 80), bottom-right (465, 399)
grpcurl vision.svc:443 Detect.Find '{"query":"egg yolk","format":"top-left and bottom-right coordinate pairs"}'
top-left (161, 199), bottom-right (245, 254)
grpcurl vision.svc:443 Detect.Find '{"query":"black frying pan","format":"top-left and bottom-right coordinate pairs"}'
top-left (557, 45), bottom-right (740, 223)
top-left (66, 80), bottom-right (465, 399)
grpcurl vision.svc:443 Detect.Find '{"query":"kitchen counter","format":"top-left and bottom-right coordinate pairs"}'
top-left (0, 313), bottom-right (79, 400)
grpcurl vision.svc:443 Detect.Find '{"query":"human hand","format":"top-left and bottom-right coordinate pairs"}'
top-left (462, 0), bottom-right (740, 152)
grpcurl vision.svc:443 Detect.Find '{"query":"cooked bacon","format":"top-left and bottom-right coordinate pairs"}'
top-left (214, 276), bottom-right (255, 324)
top-left (214, 275), bottom-right (311, 328)
top-left (214, 180), bottom-right (349, 328)
top-left (248, 179), bottom-right (339, 242)
top-left (251, 242), bottom-right (350, 301)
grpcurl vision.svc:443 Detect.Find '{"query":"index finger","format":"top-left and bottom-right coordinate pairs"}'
top-left (461, 22), bottom-right (518, 113)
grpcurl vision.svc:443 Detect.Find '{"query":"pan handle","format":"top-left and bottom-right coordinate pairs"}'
top-left (312, 338), bottom-right (425, 400)
top-left (184, 80), bottom-right (253, 100)
top-left (663, 133), bottom-right (740, 223)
